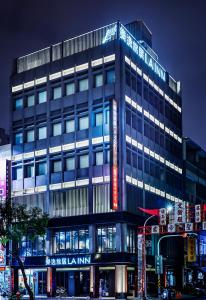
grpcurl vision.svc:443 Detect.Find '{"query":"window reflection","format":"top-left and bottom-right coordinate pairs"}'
top-left (53, 228), bottom-right (89, 255)
top-left (97, 226), bottom-right (116, 253)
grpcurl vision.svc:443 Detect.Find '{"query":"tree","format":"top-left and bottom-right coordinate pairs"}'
top-left (0, 200), bottom-right (49, 300)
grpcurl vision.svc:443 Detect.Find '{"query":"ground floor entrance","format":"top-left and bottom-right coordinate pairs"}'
top-left (56, 269), bottom-right (90, 296)
top-left (16, 265), bottom-right (136, 297)
top-left (18, 269), bottom-right (47, 296)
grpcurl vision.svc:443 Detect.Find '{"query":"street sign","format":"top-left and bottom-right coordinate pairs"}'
top-left (155, 255), bottom-right (163, 274)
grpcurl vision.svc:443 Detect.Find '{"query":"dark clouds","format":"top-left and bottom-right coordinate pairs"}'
top-left (1, 0), bottom-right (206, 148)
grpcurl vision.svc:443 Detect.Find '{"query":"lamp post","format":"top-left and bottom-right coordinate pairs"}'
top-left (142, 215), bottom-right (156, 300)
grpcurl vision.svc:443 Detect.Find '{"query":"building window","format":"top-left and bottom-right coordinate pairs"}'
top-left (106, 150), bottom-right (110, 164)
top-left (79, 116), bottom-right (89, 130)
top-left (15, 98), bottom-right (23, 110)
top-left (79, 78), bottom-right (88, 92)
top-left (95, 151), bottom-right (103, 166)
top-left (25, 165), bottom-right (34, 178)
top-left (52, 160), bottom-right (62, 173)
top-left (94, 74), bottom-right (103, 87)
top-left (65, 119), bottom-right (75, 133)
top-left (13, 167), bottom-right (23, 180)
top-left (19, 235), bottom-right (46, 257)
top-left (95, 112), bottom-right (103, 126)
top-left (52, 123), bottom-right (61, 137)
top-left (38, 126), bottom-right (47, 140)
top-left (36, 162), bottom-right (47, 176)
top-left (79, 154), bottom-right (89, 169)
top-left (97, 226), bottom-right (116, 253)
top-left (53, 86), bottom-right (62, 100)
top-left (66, 157), bottom-right (75, 171)
top-left (106, 69), bottom-right (115, 84)
top-left (27, 95), bottom-right (35, 107)
top-left (105, 109), bottom-right (110, 125)
top-left (15, 132), bottom-right (23, 145)
top-left (38, 91), bottom-right (47, 104)
top-left (127, 226), bottom-right (136, 253)
top-left (66, 82), bottom-right (75, 95)
top-left (52, 229), bottom-right (89, 255)
top-left (26, 130), bottom-right (34, 143)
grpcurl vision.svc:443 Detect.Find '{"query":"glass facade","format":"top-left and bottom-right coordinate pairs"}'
top-left (52, 228), bottom-right (89, 254)
top-left (97, 226), bottom-right (116, 253)
top-left (19, 235), bottom-right (46, 257)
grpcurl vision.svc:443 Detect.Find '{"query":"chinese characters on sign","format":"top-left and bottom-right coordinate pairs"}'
top-left (159, 208), bottom-right (167, 225)
top-left (111, 99), bottom-right (118, 210)
top-left (174, 202), bottom-right (186, 224)
top-left (46, 255), bottom-right (91, 266)
top-left (187, 237), bottom-right (196, 262)
top-left (195, 205), bottom-right (201, 223)
top-left (119, 25), bottom-right (166, 82)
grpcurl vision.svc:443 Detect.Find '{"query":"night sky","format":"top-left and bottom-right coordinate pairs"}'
top-left (1, 0), bottom-right (206, 148)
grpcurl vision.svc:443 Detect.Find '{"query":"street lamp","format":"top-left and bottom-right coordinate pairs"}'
top-left (143, 215), bottom-right (156, 300)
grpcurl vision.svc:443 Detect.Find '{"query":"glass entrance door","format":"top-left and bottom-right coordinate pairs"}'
top-left (74, 271), bottom-right (90, 296)
top-left (18, 269), bottom-right (47, 296)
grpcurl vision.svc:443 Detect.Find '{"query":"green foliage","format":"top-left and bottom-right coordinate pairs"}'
top-left (0, 199), bottom-right (49, 249)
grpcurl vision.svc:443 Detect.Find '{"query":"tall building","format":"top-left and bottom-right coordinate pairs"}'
top-left (183, 137), bottom-right (206, 287)
top-left (10, 20), bottom-right (183, 297)
top-left (0, 143), bottom-right (11, 292)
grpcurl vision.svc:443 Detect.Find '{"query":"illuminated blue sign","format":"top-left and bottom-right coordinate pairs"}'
top-left (102, 23), bottom-right (166, 82)
top-left (119, 25), bottom-right (166, 81)
top-left (102, 24), bottom-right (117, 44)
top-left (46, 255), bottom-right (91, 266)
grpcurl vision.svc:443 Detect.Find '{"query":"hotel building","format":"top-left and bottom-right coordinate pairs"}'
top-left (10, 20), bottom-right (183, 297)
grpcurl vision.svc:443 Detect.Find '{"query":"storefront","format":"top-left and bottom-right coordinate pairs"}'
top-left (13, 254), bottom-right (137, 298)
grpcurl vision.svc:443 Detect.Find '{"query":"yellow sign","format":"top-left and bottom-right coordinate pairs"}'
top-left (187, 237), bottom-right (196, 262)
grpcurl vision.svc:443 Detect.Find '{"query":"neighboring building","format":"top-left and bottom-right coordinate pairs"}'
top-left (10, 20), bottom-right (183, 297)
top-left (0, 143), bottom-right (11, 292)
top-left (183, 137), bottom-right (206, 288)
top-left (183, 137), bottom-right (206, 205)
top-left (0, 128), bottom-right (9, 146)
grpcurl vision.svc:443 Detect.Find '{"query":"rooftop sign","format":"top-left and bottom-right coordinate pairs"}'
top-left (102, 23), bottom-right (166, 82)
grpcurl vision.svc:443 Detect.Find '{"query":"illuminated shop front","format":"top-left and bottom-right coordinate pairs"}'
top-left (13, 223), bottom-right (137, 297)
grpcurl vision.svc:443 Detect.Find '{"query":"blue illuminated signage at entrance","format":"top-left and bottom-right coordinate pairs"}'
top-left (102, 23), bottom-right (166, 82)
top-left (46, 255), bottom-right (91, 266)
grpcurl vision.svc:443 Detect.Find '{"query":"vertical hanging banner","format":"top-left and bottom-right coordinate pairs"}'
top-left (111, 99), bottom-right (118, 210)
top-left (195, 205), bottom-right (201, 223)
top-left (187, 237), bottom-right (196, 262)
top-left (174, 202), bottom-right (186, 224)
top-left (159, 208), bottom-right (167, 225)
top-left (137, 234), bottom-right (143, 296)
